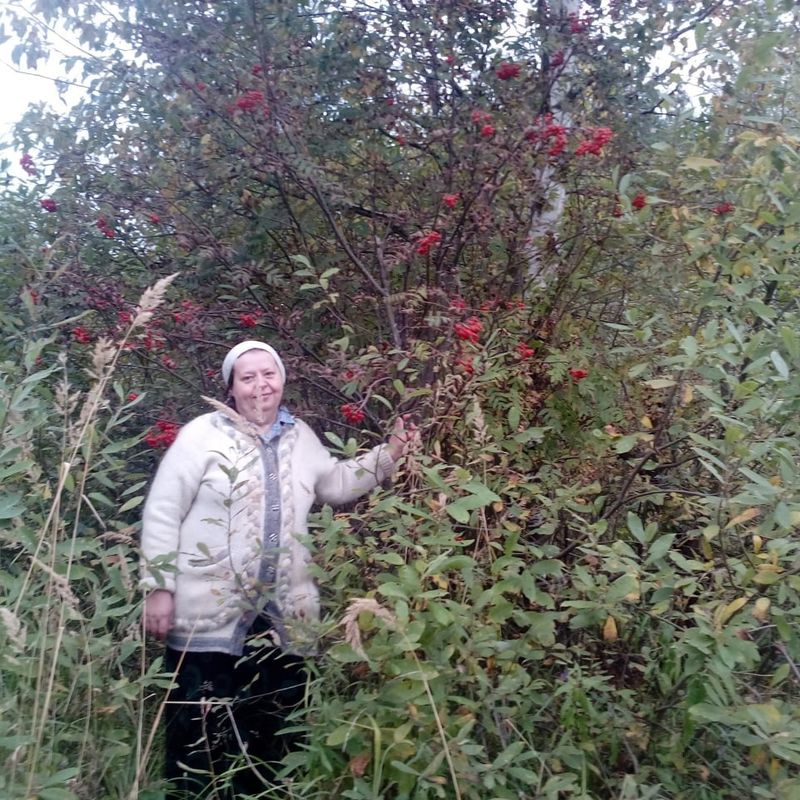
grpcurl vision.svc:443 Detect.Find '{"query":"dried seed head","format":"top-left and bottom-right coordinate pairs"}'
top-left (340, 597), bottom-right (397, 658)
top-left (87, 336), bottom-right (116, 381)
top-left (132, 273), bottom-right (179, 329)
top-left (0, 607), bottom-right (26, 652)
top-left (31, 557), bottom-right (81, 616)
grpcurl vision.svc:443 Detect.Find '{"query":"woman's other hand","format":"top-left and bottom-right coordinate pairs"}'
top-left (387, 415), bottom-right (417, 462)
top-left (143, 589), bottom-right (174, 639)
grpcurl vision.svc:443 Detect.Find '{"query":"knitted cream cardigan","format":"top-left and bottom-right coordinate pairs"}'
top-left (140, 411), bottom-right (394, 653)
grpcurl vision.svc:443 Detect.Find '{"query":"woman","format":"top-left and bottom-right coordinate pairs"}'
top-left (141, 340), bottom-right (410, 798)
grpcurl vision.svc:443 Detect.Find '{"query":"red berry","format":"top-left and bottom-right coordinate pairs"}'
top-left (495, 62), bottom-right (521, 81)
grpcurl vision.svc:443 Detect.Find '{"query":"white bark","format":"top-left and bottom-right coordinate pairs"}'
top-left (526, 0), bottom-right (582, 289)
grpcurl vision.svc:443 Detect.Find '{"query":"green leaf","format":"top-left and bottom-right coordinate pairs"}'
top-left (643, 378), bottom-right (676, 389)
top-left (645, 534), bottom-right (675, 564)
top-left (627, 512), bottom-right (645, 544)
top-left (680, 156), bottom-right (721, 170)
top-left (118, 495), bottom-right (144, 513)
top-left (374, 552), bottom-right (405, 566)
top-left (770, 349), bottom-right (789, 379)
top-left (0, 492), bottom-right (25, 519)
top-left (614, 435), bottom-right (638, 454)
top-left (326, 723), bottom-right (353, 747)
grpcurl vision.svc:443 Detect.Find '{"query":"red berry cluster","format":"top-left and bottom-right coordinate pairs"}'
top-left (143, 331), bottom-right (165, 351)
top-left (234, 90), bottom-right (268, 113)
top-left (96, 216), bottom-right (115, 238)
top-left (569, 368), bottom-right (589, 381)
top-left (340, 403), bottom-right (366, 424)
top-left (454, 316), bottom-right (483, 343)
top-left (455, 355), bottom-right (475, 375)
top-left (631, 193), bottom-right (647, 210)
top-left (416, 230), bottom-right (442, 255)
top-left (495, 62), bottom-right (521, 81)
top-left (20, 153), bottom-right (37, 176)
top-left (516, 342), bottom-right (536, 359)
top-left (40, 198), bottom-right (58, 213)
top-left (442, 193), bottom-right (460, 209)
top-left (172, 300), bottom-right (203, 324)
top-left (575, 127), bottom-right (613, 156)
top-left (72, 326), bottom-right (92, 344)
top-left (481, 123), bottom-right (495, 138)
top-left (524, 115), bottom-right (568, 157)
top-left (712, 202), bottom-right (734, 215)
top-left (449, 296), bottom-right (467, 312)
top-left (568, 13), bottom-right (590, 34)
top-left (148, 212), bottom-right (161, 224)
top-left (144, 419), bottom-right (180, 449)
top-left (549, 50), bottom-right (565, 68)
top-left (86, 283), bottom-right (125, 312)
top-left (239, 312), bottom-right (260, 328)
top-left (543, 123), bottom-right (568, 156)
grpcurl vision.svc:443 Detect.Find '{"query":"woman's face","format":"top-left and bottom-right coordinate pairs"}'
top-left (229, 349), bottom-right (285, 428)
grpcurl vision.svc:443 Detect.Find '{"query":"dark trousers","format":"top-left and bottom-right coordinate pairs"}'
top-left (163, 634), bottom-right (306, 799)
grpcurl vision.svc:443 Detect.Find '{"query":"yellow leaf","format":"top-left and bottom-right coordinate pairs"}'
top-left (752, 598), bottom-right (771, 622)
top-left (724, 507), bottom-right (760, 529)
top-left (769, 475), bottom-right (781, 487)
top-left (431, 574), bottom-right (449, 591)
top-left (603, 615), bottom-right (618, 642)
top-left (715, 596), bottom-right (748, 629)
top-left (682, 384), bottom-right (694, 405)
top-left (640, 415), bottom-right (653, 430)
top-left (752, 534), bottom-right (763, 554)
top-left (768, 758), bottom-right (781, 779)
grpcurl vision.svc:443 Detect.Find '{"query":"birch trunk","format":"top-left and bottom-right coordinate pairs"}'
top-left (526, 0), bottom-right (582, 289)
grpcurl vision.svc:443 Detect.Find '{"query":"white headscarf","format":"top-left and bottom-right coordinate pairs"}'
top-left (221, 340), bottom-right (286, 385)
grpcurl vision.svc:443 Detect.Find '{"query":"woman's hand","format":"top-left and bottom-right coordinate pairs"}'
top-left (386, 415), bottom-right (417, 462)
top-left (143, 589), bottom-right (175, 640)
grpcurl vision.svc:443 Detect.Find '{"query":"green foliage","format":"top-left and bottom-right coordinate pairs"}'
top-left (0, 280), bottom-right (176, 799)
top-left (1, 1), bottom-right (799, 798)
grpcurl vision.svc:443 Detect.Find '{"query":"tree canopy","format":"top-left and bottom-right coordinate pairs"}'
top-left (1, 1), bottom-right (799, 798)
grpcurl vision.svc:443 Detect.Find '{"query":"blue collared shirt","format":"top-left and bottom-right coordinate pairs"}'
top-left (259, 405), bottom-right (295, 445)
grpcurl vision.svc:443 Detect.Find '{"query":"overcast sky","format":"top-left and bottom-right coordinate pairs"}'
top-left (0, 34), bottom-right (85, 171)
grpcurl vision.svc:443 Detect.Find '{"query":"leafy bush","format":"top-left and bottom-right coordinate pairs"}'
top-left (1, 1), bottom-right (799, 798)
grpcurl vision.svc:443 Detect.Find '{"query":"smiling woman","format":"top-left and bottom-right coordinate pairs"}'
top-left (223, 341), bottom-right (286, 429)
top-left (140, 339), bottom-right (414, 799)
